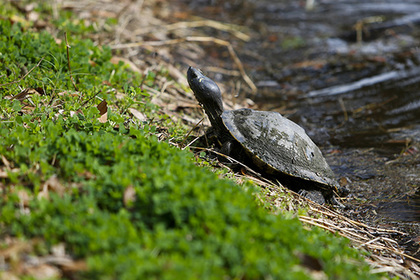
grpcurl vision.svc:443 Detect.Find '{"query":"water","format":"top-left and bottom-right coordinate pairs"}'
top-left (180, 0), bottom-right (420, 255)
top-left (242, 0), bottom-right (420, 211)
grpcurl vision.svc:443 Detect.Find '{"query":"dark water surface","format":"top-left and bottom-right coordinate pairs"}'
top-left (181, 0), bottom-right (420, 255)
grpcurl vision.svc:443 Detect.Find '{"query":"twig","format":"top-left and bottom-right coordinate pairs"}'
top-left (181, 117), bottom-right (204, 149)
top-left (78, 89), bottom-right (102, 109)
top-left (0, 56), bottom-right (45, 87)
top-left (338, 97), bottom-right (348, 122)
top-left (309, 205), bottom-right (407, 235)
top-left (299, 216), bottom-right (371, 241)
top-left (111, 36), bottom-right (258, 94)
top-left (299, 215), bottom-right (420, 264)
top-left (182, 135), bottom-right (202, 150)
top-left (357, 237), bottom-right (383, 249)
top-left (134, 20), bottom-right (251, 42)
top-left (190, 146), bottom-right (266, 180)
top-left (64, 32), bottom-right (79, 92)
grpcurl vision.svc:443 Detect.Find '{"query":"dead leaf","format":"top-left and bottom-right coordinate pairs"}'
top-left (60, 260), bottom-right (88, 272)
top-left (97, 100), bottom-right (108, 123)
top-left (128, 108), bottom-right (147, 122)
top-left (23, 264), bottom-right (61, 280)
top-left (11, 88), bottom-right (41, 101)
top-left (268, 34), bottom-right (278, 42)
top-left (403, 146), bottom-right (419, 156)
top-left (58, 91), bottom-right (83, 97)
top-left (97, 100), bottom-right (107, 115)
top-left (0, 168), bottom-right (20, 178)
top-left (123, 185), bottom-right (136, 206)
top-left (115, 91), bottom-right (126, 100)
top-left (17, 190), bottom-right (31, 207)
top-left (0, 239), bottom-right (32, 260)
top-left (27, 11), bottom-right (40, 22)
top-left (1, 155), bottom-right (11, 169)
top-left (77, 171), bottom-right (96, 180)
top-left (37, 186), bottom-right (49, 201)
top-left (51, 243), bottom-right (66, 257)
top-left (69, 110), bottom-right (78, 117)
top-left (292, 60), bottom-right (326, 70)
top-left (98, 112), bottom-right (108, 123)
top-left (38, 175), bottom-right (65, 200)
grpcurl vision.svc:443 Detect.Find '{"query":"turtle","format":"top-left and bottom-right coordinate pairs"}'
top-left (187, 66), bottom-right (343, 205)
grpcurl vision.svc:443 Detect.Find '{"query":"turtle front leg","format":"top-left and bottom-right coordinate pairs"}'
top-left (221, 140), bottom-right (234, 156)
top-left (299, 189), bottom-right (345, 208)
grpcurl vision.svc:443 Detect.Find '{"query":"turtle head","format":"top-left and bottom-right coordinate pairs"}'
top-left (187, 66), bottom-right (224, 129)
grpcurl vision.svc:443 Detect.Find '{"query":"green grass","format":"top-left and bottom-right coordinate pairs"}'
top-left (0, 5), bottom-right (385, 280)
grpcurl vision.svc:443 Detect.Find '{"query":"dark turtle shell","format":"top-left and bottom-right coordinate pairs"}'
top-left (221, 108), bottom-right (339, 191)
top-left (186, 66), bottom-right (340, 200)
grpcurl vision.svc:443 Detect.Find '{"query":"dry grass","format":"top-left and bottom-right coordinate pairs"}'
top-left (255, 177), bottom-right (420, 279)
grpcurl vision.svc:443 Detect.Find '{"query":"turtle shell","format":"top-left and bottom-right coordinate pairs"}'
top-left (222, 108), bottom-right (339, 191)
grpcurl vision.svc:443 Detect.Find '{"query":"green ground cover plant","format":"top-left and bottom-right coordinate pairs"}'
top-left (0, 6), bottom-right (385, 280)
